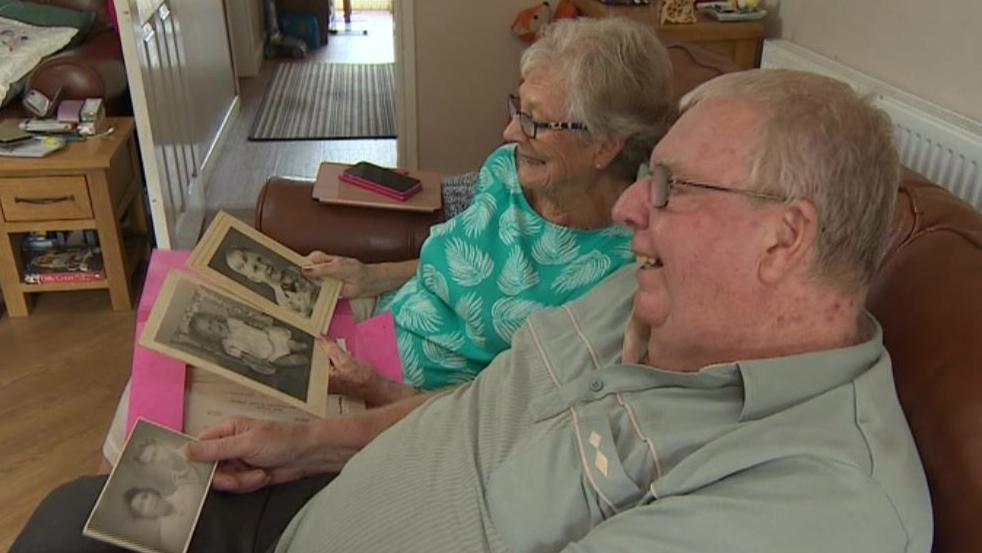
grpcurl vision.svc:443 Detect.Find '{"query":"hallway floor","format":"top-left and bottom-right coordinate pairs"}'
top-left (205, 11), bottom-right (398, 215)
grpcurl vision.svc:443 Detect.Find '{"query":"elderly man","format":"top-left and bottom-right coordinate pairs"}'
top-left (12, 69), bottom-right (931, 553)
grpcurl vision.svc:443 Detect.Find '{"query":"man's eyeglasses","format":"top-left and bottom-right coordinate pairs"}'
top-left (507, 94), bottom-right (588, 140)
top-left (638, 164), bottom-right (787, 209)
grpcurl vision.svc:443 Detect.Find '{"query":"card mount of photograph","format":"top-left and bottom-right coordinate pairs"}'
top-left (83, 418), bottom-right (216, 553)
top-left (139, 271), bottom-right (330, 417)
top-left (187, 211), bottom-right (342, 336)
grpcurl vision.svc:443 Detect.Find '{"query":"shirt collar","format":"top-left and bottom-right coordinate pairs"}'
top-left (736, 314), bottom-right (885, 421)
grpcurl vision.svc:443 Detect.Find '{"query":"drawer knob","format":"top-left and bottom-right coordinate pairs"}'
top-left (14, 195), bottom-right (73, 205)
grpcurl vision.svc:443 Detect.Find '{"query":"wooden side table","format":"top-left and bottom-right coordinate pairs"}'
top-left (570, 0), bottom-right (765, 69)
top-left (0, 117), bottom-right (148, 317)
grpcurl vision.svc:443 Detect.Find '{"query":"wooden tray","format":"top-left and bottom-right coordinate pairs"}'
top-left (312, 162), bottom-right (443, 213)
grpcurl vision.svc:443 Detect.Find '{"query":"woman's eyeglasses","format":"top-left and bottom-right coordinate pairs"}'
top-left (637, 164), bottom-right (787, 209)
top-left (507, 94), bottom-right (588, 139)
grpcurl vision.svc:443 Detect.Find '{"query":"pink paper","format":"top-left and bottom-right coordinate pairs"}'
top-left (325, 300), bottom-right (403, 383)
top-left (326, 298), bottom-right (357, 344)
top-left (353, 311), bottom-right (403, 383)
top-left (127, 249), bottom-right (191, 435)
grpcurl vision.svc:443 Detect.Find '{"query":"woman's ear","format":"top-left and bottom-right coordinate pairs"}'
top-left (592, 135), bottom-right (627, 170)
top-left (758, 199), bottom-right (820, 285)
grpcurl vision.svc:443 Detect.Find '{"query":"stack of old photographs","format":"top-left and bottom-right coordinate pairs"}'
top-left (140, 211), bottom-right (343, 417)
top-left (84, 419), bottom-right (216, 553)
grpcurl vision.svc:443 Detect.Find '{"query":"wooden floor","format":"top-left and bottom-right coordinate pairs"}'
top-left (205, 11), bottom-right (397, 213)
top-left (0, 11), bottom-right (395, 550)
top-left (0, 290), bottom-right (136, 551)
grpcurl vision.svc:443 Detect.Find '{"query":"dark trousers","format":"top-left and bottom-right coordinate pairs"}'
top-left (10, 473), bottom-right (336, 553)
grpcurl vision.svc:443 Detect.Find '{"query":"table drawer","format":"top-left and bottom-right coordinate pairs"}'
top-left (0, 176), bottom-right (92, 222)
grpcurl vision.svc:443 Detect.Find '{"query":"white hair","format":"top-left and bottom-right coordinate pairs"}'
top-left (521, 17), bottom-right (675, 181)
top-left (681, 69), bottom-right (900, 290)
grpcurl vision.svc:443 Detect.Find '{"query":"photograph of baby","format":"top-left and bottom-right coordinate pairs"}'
top-left (84, 419), bottom-right (215, 553)
top-left (209, 227), bottom-right (321, 317)
top-left (188, 211), bottom-right (341, 335)
top-left (140, 272), bottom-right (329, 415)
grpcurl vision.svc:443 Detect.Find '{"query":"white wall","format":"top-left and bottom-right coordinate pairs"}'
top-left (412, 0), bottom-right (532, 174)
top-left (766, 0), bottom-right (982, 123)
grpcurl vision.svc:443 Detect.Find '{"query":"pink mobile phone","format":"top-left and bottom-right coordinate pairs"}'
top-left (340, 162), bottom-right (422, 201)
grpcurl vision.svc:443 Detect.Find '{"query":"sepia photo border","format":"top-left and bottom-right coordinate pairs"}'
top-left (83, 418), bottom-right (216, 553)
top-left (187, 211), bottom-right (342, 336)
top-left (140, 271), bottom-right (330, 416)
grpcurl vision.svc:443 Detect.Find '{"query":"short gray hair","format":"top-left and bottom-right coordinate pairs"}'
top-left (681, 69), bottom-right (899, 290)
top-left (521, 17), bottom-right (675, 182)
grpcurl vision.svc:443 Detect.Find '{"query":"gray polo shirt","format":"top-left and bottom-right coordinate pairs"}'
top-left (276, 266), bottom-right (932, 553)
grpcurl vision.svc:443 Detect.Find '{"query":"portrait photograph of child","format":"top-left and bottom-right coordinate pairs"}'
top-left (140, 272), bottom-right (330, 416)
top-left (83, 419), bottom-right (216, 553)
top-left (188, 211), bottom-right (342, 335)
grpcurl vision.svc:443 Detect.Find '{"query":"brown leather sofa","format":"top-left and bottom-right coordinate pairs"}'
top-left (0, 0), bottom-right (127, 119)
top-left (253, 44), bottom-right (982, 553)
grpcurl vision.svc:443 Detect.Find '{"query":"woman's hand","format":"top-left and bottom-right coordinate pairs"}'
top-left (302, 252), bottom-right (419, 299)
top-left (186, 418), bottom-right (359, 493)
top-left (322, 339), bottom-right (419, 406)
top-left (302, 252), bottom-right (376, 298)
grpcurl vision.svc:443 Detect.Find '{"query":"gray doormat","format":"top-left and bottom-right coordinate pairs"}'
top-left (249, 63), bottom-right (397, 141)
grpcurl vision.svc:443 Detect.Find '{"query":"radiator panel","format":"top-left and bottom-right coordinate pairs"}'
top-left (761, 39), bottom-right (982, 210)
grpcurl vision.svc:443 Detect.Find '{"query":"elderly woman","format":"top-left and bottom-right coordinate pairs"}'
top-left (306, 17), bottom-right (675, 405)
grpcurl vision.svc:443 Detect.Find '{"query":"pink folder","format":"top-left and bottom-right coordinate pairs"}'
top-left (126, 249), bottom-right (191, 436)
top-left (128, 252), bottom-right (404, 437)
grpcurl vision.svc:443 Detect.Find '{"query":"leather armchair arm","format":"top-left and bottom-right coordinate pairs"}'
top-left (255, 177), bottom-right (443, 263)
top-left (28, 30), bottom-right (127, 103)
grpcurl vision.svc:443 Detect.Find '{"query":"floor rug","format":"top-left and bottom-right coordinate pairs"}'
top-left (249, 62), bottom-right (396, 141)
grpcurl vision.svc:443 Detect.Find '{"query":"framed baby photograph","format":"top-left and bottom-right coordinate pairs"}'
top-left (83, 418), bottom-right (216, 553)
top-left (188, 211), bottom-right (342, 336)
top-left (140, 271), bottom-right (330, 416)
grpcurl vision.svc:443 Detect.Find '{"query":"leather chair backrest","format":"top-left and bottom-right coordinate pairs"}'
top-left (868, 172), bottom-right (982, 553)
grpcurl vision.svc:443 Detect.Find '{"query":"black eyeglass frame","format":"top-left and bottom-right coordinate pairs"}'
top-left (640, 164), bottom-right (788, 209)
top-left (507, 94), bottom-right (588, 140)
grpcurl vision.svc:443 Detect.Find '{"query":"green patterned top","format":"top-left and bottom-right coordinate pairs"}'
top-left (376, 144), bottom-right (635, 389)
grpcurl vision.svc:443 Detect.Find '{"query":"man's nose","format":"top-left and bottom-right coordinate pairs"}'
top-left (612, 179), bottom-right (650, 229)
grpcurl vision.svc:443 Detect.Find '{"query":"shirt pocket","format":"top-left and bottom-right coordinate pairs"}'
top-left (486, 413), bottom-right (647, 553)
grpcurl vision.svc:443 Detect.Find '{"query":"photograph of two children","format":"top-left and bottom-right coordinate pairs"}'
top-left (139, 212), bottom-right (342, 417)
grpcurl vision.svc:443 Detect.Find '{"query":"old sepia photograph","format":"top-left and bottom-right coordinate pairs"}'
top-left (140, 272), bottom-right (329, 416)
top-left (83, 419), bottom-right (215, 553)
top-left (187, 211), bottom-right (342, 335)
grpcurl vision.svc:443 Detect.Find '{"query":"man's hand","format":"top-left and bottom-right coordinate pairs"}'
top-left (186, 418), bottom-right (358, 493)
top-left (302, 252), bottom-right (419, 299)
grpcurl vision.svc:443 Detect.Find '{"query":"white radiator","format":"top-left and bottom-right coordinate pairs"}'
top-left (761, 39), bottom-right (982, 210)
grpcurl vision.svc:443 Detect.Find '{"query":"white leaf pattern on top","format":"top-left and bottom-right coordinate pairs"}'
top-left (553, 250), bottom-right (612, 293)
top-left (447, 238), bottom-right (494, 287)
top-left (455, 293), bottom-right (486, 349)
top-left (491, 297), bottom-right (544, 342)
top-left (428, 216), bottom-right (458, 238)
top-left (498, 207), bottom-right (542, 246)
top-left (423, 335), bottom-right (468, 369)
top-left (532, 225), bottom-right (580, 265)
top-left (420, 264), bottom-right (450, 304)
top-left (487, 149), bottom-right (521, 193)
top-left (398, 289), bottom-right (443, 334)
top-left (497, 248), bottom-right (539, 295)
top-left (398, 331), bottom-right (423, 387)
top-left (461, 192), bottom-right (497, 238)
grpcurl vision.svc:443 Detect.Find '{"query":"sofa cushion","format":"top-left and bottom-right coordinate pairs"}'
top-left (868, 171), bottom-right (982, 553)
top-left (0, 15), bottom-right (78, 107)
top-left (0, 0), bottom-right (96, 46)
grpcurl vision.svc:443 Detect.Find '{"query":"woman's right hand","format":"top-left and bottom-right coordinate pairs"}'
top-left (302, 252), bottom-right (377, 298)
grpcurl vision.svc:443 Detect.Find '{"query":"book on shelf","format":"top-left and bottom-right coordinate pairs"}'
top-left (22, 245), bottom-right (105, 284)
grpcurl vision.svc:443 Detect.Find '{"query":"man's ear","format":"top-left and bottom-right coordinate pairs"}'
top-left (758, 199), bottom-right (819, 284)
top-left (592, 135), bottom-right (627, 171)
